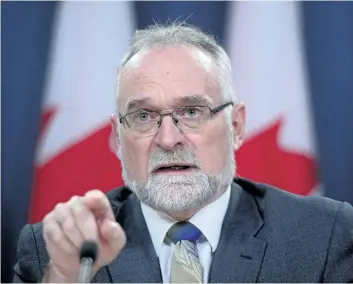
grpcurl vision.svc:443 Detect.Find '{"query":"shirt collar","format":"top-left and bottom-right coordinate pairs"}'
top-left (141, 184), bottom-right (231, 256)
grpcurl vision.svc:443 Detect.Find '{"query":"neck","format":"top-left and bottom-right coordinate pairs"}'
top-left (166, 186), bottom-right (227, 221)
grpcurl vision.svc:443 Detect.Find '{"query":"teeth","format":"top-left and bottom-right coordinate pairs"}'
top-left (158, 165), bottom-right (190, 170)
top-left (171, 166), bottom-right (183, 170)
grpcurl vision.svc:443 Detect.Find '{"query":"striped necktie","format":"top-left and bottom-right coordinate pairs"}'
top-left (166, 222), bottom-right (203, 283)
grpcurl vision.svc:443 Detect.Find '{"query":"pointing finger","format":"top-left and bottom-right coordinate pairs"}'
top-left (82, 190), bottom-right (115, 221)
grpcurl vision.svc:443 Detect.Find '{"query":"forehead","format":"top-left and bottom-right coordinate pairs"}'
top-left (118, 45), bottom-right (221, 110)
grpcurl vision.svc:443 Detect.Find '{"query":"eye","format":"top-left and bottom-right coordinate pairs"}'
top-left (178, 107), bottom-right (203, 118)
top-left (131, 110), bottom-right (153, 122)
top-left (138, 111), bottom-right (150, 121)
top-left (186, 108), bottom-right (197, 116)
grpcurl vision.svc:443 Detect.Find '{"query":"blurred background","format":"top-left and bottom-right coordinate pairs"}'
top-left (2, 1), bottom-right (353, 282)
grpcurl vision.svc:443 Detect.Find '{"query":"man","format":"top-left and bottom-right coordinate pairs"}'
top-left (14, 23), bottom-right (353, 283)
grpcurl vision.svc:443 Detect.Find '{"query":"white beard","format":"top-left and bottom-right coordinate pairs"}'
top-left (119, 131), bottom-right (235, 214)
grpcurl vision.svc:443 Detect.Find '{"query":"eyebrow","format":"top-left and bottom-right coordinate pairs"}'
top-left (176, 94), bottom-right (213, 106)
top-left (124, 94), bottom-right (213, 112)
top-left (125, 98), bottom-right (152, 112)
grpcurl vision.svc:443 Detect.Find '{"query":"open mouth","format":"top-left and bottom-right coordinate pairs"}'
top-left (153, 163), bottom-right (198, 174)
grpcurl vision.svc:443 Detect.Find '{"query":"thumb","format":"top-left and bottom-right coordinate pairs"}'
top-left (99, 219), bottom-right (126, 252)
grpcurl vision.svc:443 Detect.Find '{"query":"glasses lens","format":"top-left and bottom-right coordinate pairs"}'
top-left (125, 110), bottom-right (158, 134)
top-left (174, 106), bottom-right (210, 129)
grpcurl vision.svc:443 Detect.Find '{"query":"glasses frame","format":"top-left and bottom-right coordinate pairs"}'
top-left (118, 101), bottom-right (234, 132)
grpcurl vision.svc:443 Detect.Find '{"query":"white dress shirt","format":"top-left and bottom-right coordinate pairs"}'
top-left (141, 185), bottom-right (231, 283)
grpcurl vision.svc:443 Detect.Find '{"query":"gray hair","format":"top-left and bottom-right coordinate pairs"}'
top-left (116, 22), bottom-right (237, 107)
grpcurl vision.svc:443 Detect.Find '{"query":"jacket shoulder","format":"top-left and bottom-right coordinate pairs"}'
top-left (260, 181), bottom-right (343, 217)
top-left (237, 178), bottom-right (353, 282)
top-left (237, 178), bottom-right (344, 218)
top-left (236, 177), bottom-right (350, 241)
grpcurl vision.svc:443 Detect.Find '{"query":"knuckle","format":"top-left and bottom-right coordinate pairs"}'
top-left (54, 204), bottom-right (71, 223)
top-left (86, 189), bottom-right (103, 195)
top-left (54, 202), bottom-right (65, 212)
top-left (71, 202), bottom-right (86, 216)
top-left (69, 195), bottom-right (81, 203)
top-left (85, 189), bottom-right (105, 199)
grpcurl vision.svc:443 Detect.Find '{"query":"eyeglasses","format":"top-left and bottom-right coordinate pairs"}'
top-left (118, 101), bottom-right (233, 135)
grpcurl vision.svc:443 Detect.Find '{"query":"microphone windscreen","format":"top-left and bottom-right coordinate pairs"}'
top-left (80, 241), bottom-right (98, 262)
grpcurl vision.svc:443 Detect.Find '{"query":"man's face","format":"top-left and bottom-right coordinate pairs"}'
top-left (113, 45), bottom-right (244, 213)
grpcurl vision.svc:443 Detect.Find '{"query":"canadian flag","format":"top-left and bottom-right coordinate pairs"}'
top-left (30, 2), bottom-right (134, 223)
top-left (30, 2), bottom-right (318, 224)
top-left (227, 2), bottom-right (318, 195)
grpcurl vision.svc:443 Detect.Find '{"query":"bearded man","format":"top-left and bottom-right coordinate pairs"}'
top-left (14, 23), bottom-right (353, 283)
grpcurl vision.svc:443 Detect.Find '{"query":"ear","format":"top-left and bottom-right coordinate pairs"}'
top-left (231, 102), bottom-right (246, 152)
top-left (110, 114), bottom-right (122, 159)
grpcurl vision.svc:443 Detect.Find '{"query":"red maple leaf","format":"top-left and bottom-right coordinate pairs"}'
top-left (236, 118), bottom-right (317, 196)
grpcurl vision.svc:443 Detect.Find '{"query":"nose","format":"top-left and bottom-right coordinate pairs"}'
top-left (155, 115), bottom-right (185, 150)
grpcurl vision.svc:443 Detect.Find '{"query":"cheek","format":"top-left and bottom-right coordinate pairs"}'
top-left (121, 136), bottom-right (151, 180)
top-left (190, 122), bottom-right (231, 173)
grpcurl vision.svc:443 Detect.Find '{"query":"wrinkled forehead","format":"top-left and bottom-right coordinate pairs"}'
top-left (117, 45), bottom-right (221, 112)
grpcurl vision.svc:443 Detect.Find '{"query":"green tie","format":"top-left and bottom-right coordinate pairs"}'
top-left (167, 222), bottom-right (203, 283)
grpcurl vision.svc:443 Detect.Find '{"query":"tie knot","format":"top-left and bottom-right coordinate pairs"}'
top-left (166, 222), bottom-right (202, 244)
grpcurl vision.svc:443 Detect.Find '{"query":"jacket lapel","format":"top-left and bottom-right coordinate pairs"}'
top-left (107, 194), bottom-right (162, 283)
top-left (209, 179), bottom-right (267, 283)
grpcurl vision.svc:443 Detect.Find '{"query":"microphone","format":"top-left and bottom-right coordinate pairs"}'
top-left (77, 241), bottom-right (98, 283)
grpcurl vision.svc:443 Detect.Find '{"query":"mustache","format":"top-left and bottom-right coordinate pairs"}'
top-left (148, 147), bottom-right (202, 172)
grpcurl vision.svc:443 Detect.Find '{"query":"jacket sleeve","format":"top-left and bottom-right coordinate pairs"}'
top-left (13, 224), bottom-right (43, 283)
top-left (323, 201), bottom-right (353, 282)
